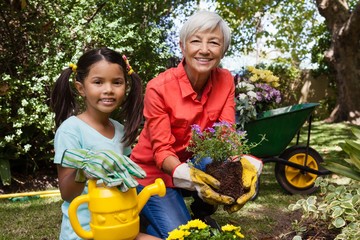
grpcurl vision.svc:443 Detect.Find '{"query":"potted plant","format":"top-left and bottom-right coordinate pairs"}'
top-left (166, 219), bottom-right (245, 240)
top-left (186, 121), bottom-right (263, 201)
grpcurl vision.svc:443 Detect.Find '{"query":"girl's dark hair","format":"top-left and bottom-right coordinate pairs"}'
top-left (50, 47), bottom-right (143, 146)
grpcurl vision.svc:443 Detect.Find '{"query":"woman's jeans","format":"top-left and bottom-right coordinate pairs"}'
top-left (136, 185), bottom-right (191, 238)
top-left (137, 157), bottom-right (215, 238)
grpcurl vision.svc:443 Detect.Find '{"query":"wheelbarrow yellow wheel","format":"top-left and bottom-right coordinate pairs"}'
top-left (275, 146), bottom-right (324, 195)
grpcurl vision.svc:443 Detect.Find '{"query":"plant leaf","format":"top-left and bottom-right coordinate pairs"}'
top-left (342, 140), bottom-right (360, 156)
top-left (339, 140), bottom-right (360, 170)
top-left (331, 207), bottom-right (344, 218)
top-left (0, 158), bottom-right (11, 186)
top-left (322, 162), bottom-right (360, 181)
top-left (321, 158), bottom-right (352, 168)
top-left (332, 217), bottom-right (346, 228)
top-left (351, 127), bottom-right (360, 139)
top-left (348, 154), bottom-right (360, 170)
top-left (344, 141), bottom-right (360, 169)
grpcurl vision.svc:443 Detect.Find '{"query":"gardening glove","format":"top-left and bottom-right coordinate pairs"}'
top-left (61, 149), bottom-right (146, 192)
top-left (172, 163), bottom-right (235, 205)
top-left (224, 155), bottom-right (263, 213)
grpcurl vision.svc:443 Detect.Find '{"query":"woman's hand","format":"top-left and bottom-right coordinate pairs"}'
top-left (172, 163), bottom-right (234, 205)
top-left (224, 155), bottom-right (263, 213)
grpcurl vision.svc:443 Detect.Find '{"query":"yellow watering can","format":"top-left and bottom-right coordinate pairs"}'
top-left (68, 178), bottom-right (166, 240)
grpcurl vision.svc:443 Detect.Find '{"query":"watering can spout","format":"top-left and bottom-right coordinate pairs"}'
top-left (137, 178), bottom-right (166, 212)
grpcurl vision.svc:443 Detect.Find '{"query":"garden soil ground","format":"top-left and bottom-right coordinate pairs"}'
top-left (0, 167), bottom-right (339, 239)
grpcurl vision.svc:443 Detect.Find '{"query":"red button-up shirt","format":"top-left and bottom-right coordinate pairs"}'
top-left (131, 61), bottom-right (235, 187)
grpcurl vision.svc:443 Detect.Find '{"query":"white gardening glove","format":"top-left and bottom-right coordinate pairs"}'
top-left (172, 163), bottom-right (235, 205)
top-left (224, 155), bottom-right (263, 213)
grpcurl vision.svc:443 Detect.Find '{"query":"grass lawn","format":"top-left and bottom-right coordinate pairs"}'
top-left (0, 121), bottom-right (359, 240)
top-left (0, 196), bottom-right (62, 240)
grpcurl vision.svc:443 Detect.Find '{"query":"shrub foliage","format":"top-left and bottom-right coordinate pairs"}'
top-left (0, 0), bottom-right (195, 184)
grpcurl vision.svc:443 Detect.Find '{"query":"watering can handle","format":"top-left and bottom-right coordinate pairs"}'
top-left (68, 194), bottom-right (93, 239)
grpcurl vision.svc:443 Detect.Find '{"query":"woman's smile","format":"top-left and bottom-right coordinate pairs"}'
top-left (195, 57), bottom-right (212, 63)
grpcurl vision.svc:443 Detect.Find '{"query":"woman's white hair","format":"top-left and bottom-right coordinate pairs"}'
top-left (179, 10), bottom-right (231, 55)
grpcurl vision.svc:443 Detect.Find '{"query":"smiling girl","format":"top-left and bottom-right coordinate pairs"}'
top-left (50, 47), bottom-right (159, 240)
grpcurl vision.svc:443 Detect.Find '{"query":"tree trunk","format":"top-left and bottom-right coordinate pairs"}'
top-left (316, 0), bottom-right (360, 125)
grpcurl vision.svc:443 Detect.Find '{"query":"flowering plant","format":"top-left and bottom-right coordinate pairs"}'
top-left (187, 121), bottom-right (252, 162)
top-left (235, 66), bottom-right (282, 129)
top-left (166, 219), bottom-right (244, 240)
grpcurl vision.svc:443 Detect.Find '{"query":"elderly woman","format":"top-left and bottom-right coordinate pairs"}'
top-left (130, 10), bottom-right (236, 238)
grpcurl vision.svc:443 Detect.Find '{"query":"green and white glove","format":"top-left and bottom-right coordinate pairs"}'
top-left (224, 155), bottom-right (262, 213)
top-left (61, 149), bottom-right (146, 192)
top-left (172, 163), bottom-right (235, 205)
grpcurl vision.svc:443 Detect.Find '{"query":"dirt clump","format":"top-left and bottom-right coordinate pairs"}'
top-left (205, 160), bottom-right (244, 199)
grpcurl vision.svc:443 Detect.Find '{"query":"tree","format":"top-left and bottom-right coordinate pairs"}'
top-left (315, 0), bottom-right (360, 124)
top-left (0, 0), bottom-right (198, 184)
top-left (215, 0), bottom-right (360, 124)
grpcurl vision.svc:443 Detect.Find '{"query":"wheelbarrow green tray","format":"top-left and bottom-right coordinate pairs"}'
top-left (244, 103), bottom-right (320, 158)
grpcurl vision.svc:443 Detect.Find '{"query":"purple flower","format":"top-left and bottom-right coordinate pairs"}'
top-left (213, 121), bottom-right (231, 128)
top-left (188, 120), bottom-right (251, 162)
top-left (205, 127), bottom-right (216, 133)
top-left (253, 83), bottom-right (281, 104)
top-left (236, 130), bottom-right (247, 137)
top-left (191, 124), bottom-right (203, 136)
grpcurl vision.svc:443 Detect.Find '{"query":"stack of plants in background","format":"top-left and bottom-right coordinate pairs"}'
top-left (234, 66), bottom-right (282, 129)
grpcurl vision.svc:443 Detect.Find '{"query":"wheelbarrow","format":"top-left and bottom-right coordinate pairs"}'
top-left (241, 103), bottom-right (331, 195)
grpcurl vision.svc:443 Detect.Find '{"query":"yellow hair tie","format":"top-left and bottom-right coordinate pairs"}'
top-left (69, 63), bottom-right (77, 73)
top-left (128, 68), bottom-right (134, 75)
top-left (122, 55), bottom-right (134, 75)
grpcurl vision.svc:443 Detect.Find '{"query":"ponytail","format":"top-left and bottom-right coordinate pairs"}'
top-left (50, 67), bottom-right (78, 130)
top-left (120, 71), bottom-right (144, 146)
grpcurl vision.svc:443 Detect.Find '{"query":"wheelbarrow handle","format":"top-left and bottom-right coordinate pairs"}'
top-left (262, 157), bottom-right (331, 175)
